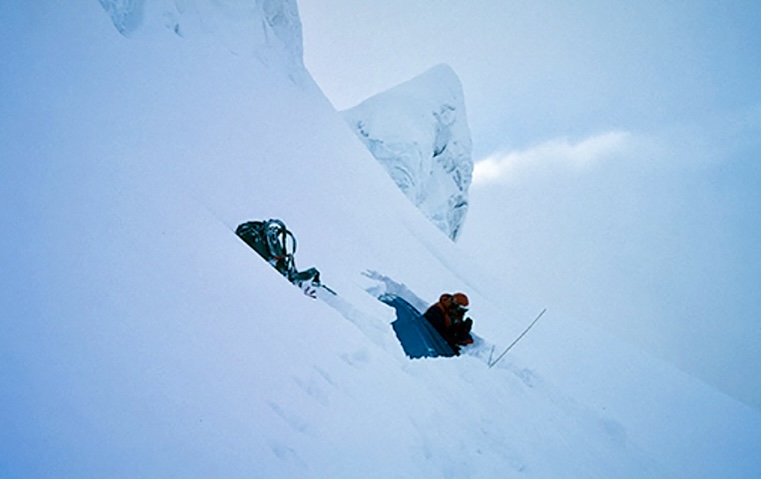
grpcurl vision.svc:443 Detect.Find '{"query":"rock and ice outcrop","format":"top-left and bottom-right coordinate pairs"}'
top-left (98, 0), bottom-right (303, 71)
top-left (342, 64), bottom-right (473, 241)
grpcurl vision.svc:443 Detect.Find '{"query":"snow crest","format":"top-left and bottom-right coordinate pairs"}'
top-left (98, 0), bottom-right (303, 69)
top-left (342, 64), bottom-right (473, 241)
top-left (98, 0), bottom-right (146, 35)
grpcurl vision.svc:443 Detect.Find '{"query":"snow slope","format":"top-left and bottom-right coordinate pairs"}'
top-left (342, 64), bottom-right (473, 241)
top-left (1, 2), bottom-right (761, 477)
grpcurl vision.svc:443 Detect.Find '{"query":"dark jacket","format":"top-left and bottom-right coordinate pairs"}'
top-left (423, 303), bottom-right (451, 340)
top-left (423, 298), bottom-right (473, 350)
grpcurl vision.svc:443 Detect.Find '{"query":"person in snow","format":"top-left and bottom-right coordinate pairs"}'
top-left (423, 292), bottom-right (474, 352)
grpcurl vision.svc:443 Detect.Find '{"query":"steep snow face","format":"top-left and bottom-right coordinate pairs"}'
top-left (4, 3), bottom-right (761, 478)
top-left (342, 64), bottom-right (473, 241)
top-left (98, 0), bottom-right (303, 70)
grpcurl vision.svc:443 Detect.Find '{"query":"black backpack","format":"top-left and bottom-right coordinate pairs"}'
top-left (236, 219), bottom-right (321, 287)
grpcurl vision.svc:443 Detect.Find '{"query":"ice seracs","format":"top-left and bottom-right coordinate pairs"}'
top-left (342, 64), bottom-right (474, 241)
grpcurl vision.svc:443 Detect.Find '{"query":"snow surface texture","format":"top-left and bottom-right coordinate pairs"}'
top-left (342, 64), bottom-right (474, 241)
top-left (2, 2), bottom-right (761, 478)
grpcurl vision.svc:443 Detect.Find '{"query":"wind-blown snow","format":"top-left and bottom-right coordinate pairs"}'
top-left (1, 2), bottom-right (760, 478)
top-left (342, 64), bottom-right (473, 241)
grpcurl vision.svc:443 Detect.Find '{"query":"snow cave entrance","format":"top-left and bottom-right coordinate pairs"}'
top-left (380, 294), bottom-right (457, 359)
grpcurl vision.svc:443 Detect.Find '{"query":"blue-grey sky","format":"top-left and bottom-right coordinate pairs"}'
top-left (301, 0), bottom-right (761, 154)
top-left (299, 1), bottom-right (761, 409)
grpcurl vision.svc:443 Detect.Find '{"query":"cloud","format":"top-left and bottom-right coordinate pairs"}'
top-left (473, 131), bottom-right (633, 185)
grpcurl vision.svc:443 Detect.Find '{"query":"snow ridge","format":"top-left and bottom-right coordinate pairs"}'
top-left (99, 0), bottom-right (304, 70)
top-left (342, 64), bottom-right (473, 241)
top-left (98, 0), bottom-right (146, 36)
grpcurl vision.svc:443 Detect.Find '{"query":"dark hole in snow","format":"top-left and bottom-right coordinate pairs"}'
top-left (380, 294), bottom-right (458, 359)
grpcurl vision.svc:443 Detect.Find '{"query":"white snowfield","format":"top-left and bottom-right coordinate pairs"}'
top-left (1, 2), bottom-right (760, 478)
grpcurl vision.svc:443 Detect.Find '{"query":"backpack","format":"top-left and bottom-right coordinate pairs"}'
top-left (235, 219), bottom-right (321, 287)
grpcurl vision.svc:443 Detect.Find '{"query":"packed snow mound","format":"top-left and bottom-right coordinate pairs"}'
top-left (99, 0), bottom-right (303, 69)
top-left (342, 64), bottom-right (473, 241)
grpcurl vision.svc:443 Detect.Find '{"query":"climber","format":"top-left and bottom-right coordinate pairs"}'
top-left (423, 292), bottom-right (474, 353)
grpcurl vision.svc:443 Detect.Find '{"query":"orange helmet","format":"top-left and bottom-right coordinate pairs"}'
top-left (453, 292), bottom-right (469, 309)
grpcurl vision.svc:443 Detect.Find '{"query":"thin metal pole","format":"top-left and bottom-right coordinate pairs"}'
top-left (489, 308), bottom-right (547, 368)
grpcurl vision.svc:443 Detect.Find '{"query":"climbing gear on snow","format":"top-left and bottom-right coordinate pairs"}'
top-left (236, 219), bottom-right (329, 295)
